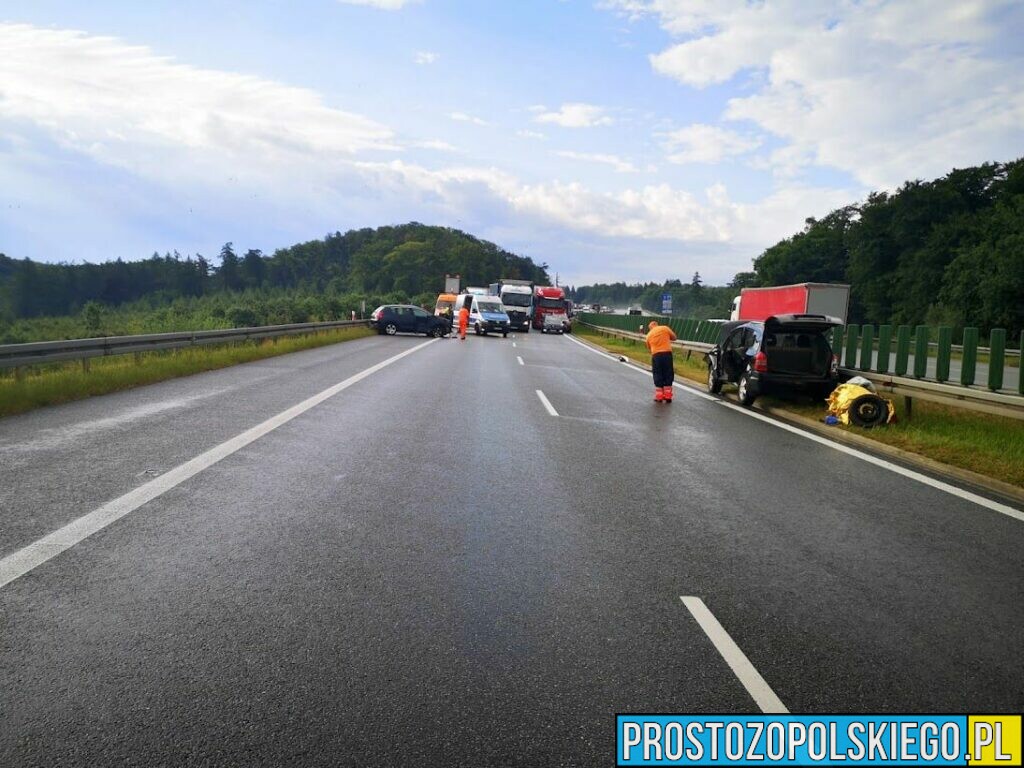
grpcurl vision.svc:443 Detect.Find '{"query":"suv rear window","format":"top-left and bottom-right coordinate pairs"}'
top-left (763, 331), bottom-right (831, 375)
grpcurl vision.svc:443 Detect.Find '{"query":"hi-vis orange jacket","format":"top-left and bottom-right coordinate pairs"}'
top-left (645, 324), bottom-right (677, 354)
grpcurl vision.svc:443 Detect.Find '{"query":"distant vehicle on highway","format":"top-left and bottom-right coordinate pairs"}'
top-left (488, 279), bottom-right (533, 332)
top-left (533, 286), bottom-right (568, 331)
top-left (468, 296), bottom-right (511, 337)
top-left (434, 293), bottom-right (457, 319)
top-left (541, 313), bottom-right (565, 334)
top-left (371, 305), bottom-right (451, 337)
top-left (705, 313), bottom-right (842, 406)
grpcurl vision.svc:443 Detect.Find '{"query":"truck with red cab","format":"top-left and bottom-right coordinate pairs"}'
top-left (533, 286), bottom-right (568, 331)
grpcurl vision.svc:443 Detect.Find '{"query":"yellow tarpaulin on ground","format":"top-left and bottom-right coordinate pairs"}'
top-left (826, 383), bottom-right (896, 427)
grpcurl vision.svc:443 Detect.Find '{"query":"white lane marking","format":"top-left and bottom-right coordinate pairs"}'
top-left (564, 334), bottom-right (717, 401)
top-left (535, 389), bottom-right (559, 417)
top-left (713, 397), bottom-right (1024, 523)
top-left (517, 356), bottom-right (525, 366)
top-left (680, 596), bottom-right (789, 714)
top-left (0, 339), bottom-right (437, 590)
top-left (566, 334), bottom-right (1023, 521)
top-left (512, 342), bottom-right (517, 348)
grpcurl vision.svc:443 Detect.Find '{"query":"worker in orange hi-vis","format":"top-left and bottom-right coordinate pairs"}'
top-left (458, 305), bottom-right (470, 341)
top-left (645, 320), bottom-right (677, 402)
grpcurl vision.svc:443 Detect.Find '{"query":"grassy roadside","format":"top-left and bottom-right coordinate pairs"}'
top-left (575, 325), bottom-right (1024, 489)
top-left (0, 326), bottom-right (375, 418)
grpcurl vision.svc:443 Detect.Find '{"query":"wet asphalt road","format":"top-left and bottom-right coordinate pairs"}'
top-left (1, 330), bottom-right (1022, 766)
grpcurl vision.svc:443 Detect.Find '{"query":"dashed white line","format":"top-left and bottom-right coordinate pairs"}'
top-left (680, 596), bottom-right (789, 714)
top-left (517, 356), bottom-right (525, 366)
top-left (564, 333), bottom-right (1023, 522)
top-left (535, 389), bottom-right (559, 417)
top-left (0, 339), bottom-right (438, 591)
top-left (512, 342), bottom-right (517, 348)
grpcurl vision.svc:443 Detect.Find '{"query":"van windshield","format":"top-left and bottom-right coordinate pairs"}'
top-left (478, 303), bottom-right (502, 313)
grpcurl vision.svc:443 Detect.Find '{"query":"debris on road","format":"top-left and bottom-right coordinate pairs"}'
top-left (827, 382), bottom-right (895, 428)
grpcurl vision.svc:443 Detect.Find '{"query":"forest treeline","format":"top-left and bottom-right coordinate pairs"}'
top-left (2, 158), bottom-right (1022, 342)
top-left (0, 222), bottom-right (547, 318)
top-left (572, 158), bottom-right (1024, 336)
top-left (0, 223), bottom-right (549, 341)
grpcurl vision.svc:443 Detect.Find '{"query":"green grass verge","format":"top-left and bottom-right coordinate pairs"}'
top-left (0, 326), bottom-right (375, 418)
top-left (576, 325), bottom-right (1024, 489)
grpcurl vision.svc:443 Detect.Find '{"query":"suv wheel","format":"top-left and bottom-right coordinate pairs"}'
top-left (384, 322), bottom-right (398, 336)
top-left (737, 372), bottom-right (756, 407)
top-left (707, 363), bottom-right (722, 394)
top-left (431, 326), bottom-right (445, 338)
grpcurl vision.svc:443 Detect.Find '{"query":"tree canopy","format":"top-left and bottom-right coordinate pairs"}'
top-left (0, 222), bottom-right (550, 324)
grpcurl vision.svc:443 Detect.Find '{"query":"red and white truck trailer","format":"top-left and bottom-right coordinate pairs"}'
top-left (730, 283), bottom-right (850, 324)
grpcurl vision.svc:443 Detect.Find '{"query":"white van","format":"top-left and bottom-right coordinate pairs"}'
top-left (453, 293), bottom-right (511, 337)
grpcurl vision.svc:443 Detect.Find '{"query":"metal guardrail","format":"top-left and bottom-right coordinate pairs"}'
top-left (579, 319), bottom-right (1024, 422)
top-left (0, 319), bottom-right (370, 371)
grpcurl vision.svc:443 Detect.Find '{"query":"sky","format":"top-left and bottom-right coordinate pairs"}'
top-left (1, 1), bottom-right (1022, 286)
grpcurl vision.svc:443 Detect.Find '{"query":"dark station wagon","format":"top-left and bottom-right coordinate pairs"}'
top-left (371, 305), bottom-right (451, 337)
top-left (705, 314), bottom-right (842, 406)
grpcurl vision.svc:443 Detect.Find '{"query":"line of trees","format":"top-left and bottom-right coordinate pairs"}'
top-left (744, 158), bottom-right (1024, 335)
top-left (0, 222), bottom-right (550, 324)
top-left (570, 158), bottom-right (1023, 336)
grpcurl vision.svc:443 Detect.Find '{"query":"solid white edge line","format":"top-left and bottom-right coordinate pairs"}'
top-left (535, 389), bottom-right (559, 417)
top-left (680, 596), bottom-right (789, 714)
top-left (713, 397), bottom-right (1024, 523)
top-left (0, 338), bottom-right (438, 590)
top-left (517, 356), bottom-right (525, 366)
top-left (564, 334), bottom-right (1024, 522)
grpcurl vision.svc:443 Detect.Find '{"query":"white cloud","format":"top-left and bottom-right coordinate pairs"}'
top-left (517, 129), bottom-right (547, 140)
top-left (412, 139), bottom-right (458, 152)
top-left (450, 111), bottom-right (488, 126)
top-left (0, 22), bottom-right (398, 181)
top-left (414, 51), bottom-right (438, 65)
top-left (605, 0), bottom-right (1024, 188)
top-left (534, 102), bottom-right (613, 128)
top-left (336, 0), bottom-right (419, 9)
top-left (526, 104), bottom-right (547, 113)
top-left (554, 150), bottom-right (639, 173)
top-left (357, 158), bottom-right (856, 247)
top-left (661, 124), bottom-right (761, 164)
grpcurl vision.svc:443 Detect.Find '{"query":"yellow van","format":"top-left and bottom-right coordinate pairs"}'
top-left (434, 293), bottom-right (457, 319)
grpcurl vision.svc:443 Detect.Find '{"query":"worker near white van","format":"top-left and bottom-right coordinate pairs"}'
top-left (645, 320), bottom-right (677, 402)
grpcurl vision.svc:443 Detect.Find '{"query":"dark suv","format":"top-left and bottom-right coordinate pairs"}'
top-left (705, 314), bottom-right (841, 406)
top-left (371, 305), bottom-right (451, 337)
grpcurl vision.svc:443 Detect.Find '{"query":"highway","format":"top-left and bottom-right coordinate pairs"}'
top-left (1, 331), bottom-right (1022, 766)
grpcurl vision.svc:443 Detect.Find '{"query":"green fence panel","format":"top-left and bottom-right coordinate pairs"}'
top-left (704, 322), bottom-right (719, 343)
top-left (1019, 332), bottom-right (1024, 396)
top-left (913, 326), bottom-right (930, 378)
top-left (831, 326), bottom-right (844, 365)
top-left (935, 326), bottom-right (952, 382)
top-left (844, 325), bottom-right (859, 368)
top-left (960, 327), bottom-right (978, 386)
top-left (682, 319), bottom-right (696, 340)
top-left (988, 328), bottom-right (1006, 391)
top-left (894, 325), bottom-right (911, 375)
top-left (876, 325), bottom-right (892, 374)
top-left (860, 324), bottom-right (874, 371)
